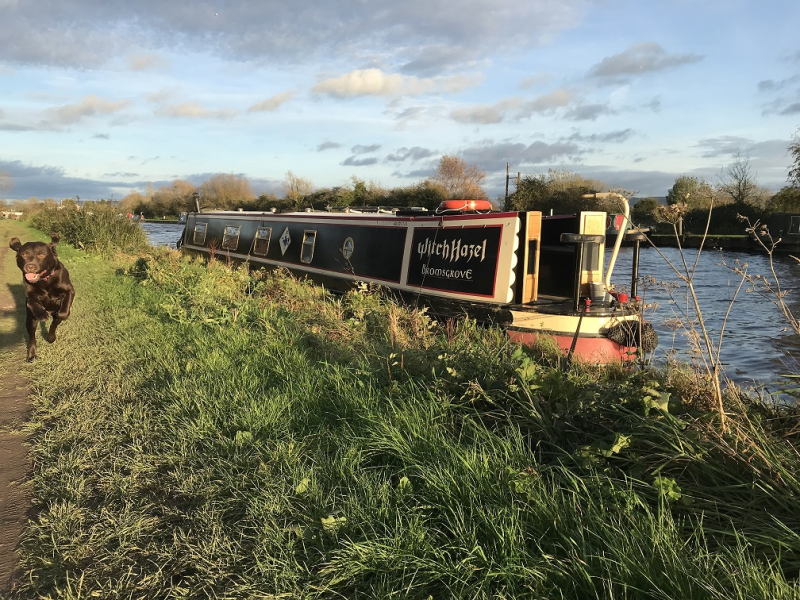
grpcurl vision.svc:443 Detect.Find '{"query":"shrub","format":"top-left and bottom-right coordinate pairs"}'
top-left (30, 203), bottom-right (150, 255)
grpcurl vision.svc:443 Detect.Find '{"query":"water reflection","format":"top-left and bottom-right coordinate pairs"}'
top-left (139, 223), bottom-right (800, 389)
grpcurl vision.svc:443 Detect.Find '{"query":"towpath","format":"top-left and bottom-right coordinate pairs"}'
top-left (0, 220), bottom-right (33, 596)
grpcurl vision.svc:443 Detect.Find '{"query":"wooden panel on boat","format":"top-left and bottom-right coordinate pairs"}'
top-left (580, 212), bottom-right (606, 292)
top-left (521, 212), bottom-right (541, 303)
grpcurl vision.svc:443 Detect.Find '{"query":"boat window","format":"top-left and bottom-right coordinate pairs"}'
top-left (253, 227), bottom-right (272, 255)
top-left (193, 223), bottom-right (207, 245)
top-left (790, 216), bottom-right (800, 235)
top-left (222, 225), bottom-right (240, 251)
top-left (301, 230), bottom-right (317, 264)
top-left (342, 237), bottom-right (354, 260)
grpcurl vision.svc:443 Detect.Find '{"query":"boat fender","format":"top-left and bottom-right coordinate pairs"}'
top-left (606, 320), bottom-right (658, 353)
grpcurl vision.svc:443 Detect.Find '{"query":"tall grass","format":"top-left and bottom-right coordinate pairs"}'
top-left (29, 203), bottom-right (150, 255)
top-left (16, 248), bottom-right (800, 598)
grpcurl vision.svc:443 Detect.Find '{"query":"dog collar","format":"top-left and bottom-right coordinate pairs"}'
top-left (28, 269), bottom-right (51, 283)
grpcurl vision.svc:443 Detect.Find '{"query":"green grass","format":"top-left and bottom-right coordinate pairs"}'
top-left (14, 246), bottom-right (800, 598)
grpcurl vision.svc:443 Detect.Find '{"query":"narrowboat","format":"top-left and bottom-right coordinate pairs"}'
top-left (178, 198), bottom-right (657, 362)
top-left (752, 212), bottom-right (800, 253)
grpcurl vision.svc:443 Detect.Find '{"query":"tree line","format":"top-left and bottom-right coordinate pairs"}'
top-left (114, 155), bottom-right (489, 219)
top-left (507, 131), bottom-right (800, 236)
top-left (3, 127), bottom-right (800, 233)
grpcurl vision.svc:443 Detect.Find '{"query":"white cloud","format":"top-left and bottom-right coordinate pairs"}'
top-left (47, 95), bottom-right (131, 125)
top-left (313, 69), bottom-right (433, 98)
top-left (519, 89), bottom-right (573, 115)
top-left (129, 53), bottom-right (168, 71)
top-left (248, 91), bottom-right (295, 112)
top-left (312, 68), bottom-right (481, 98)
top-left (451, 98), bottom-right (522, 124)
top-left (157, 102), bottom-right (237, 120)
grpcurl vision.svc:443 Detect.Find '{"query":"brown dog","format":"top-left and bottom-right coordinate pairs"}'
top-left (9, 233), bottom-right (75, 361)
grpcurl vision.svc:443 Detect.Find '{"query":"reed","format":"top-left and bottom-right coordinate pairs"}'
top-left (15, 247), bottom-right (800, 598)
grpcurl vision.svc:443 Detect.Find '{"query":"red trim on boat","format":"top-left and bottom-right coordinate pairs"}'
top-left (507, 330), bottom-right (636, 363)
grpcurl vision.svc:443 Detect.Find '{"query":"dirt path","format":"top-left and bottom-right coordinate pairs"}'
top-left (0, 221), bottom-right (33, 597)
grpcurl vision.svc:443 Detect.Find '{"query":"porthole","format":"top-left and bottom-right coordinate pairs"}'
top-left (301, 230), bottom-right (317, 264)
top-left (342, 237), bottom-right (354, 260)
top-left (193, 223), bottom-right (208, 245)
top-left (253, 227), bottom-right (272, 256)
top-left (222, 225), bottom-right (240, 251)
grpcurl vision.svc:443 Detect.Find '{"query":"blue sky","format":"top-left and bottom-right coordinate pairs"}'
top-left (1, 0), bottom-right (799, 202)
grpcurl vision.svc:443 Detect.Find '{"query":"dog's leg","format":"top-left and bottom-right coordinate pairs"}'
top-left (56, 288), bottom-right (74, 321)
top-left (46, 316), bottom-right (62, 343)
top-left (26, 309), bottom-right (37, 361)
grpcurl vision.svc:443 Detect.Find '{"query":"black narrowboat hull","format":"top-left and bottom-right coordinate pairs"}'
top-left (179, 208), bottom-right (655, 362)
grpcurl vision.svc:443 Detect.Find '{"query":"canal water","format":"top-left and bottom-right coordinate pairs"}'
top-left (141, 223), bottom-right (800, 391)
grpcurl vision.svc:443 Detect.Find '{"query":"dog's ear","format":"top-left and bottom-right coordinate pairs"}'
top-left (10, 237), bottom-right (21, 252)
top-left (49, 233), bottom-right (60, 255)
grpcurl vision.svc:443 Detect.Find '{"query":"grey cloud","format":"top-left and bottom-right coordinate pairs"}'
top-left (317, 141), bottom-right (342, 151)
top-left (564, 103), bottom-right (614, 121)
top-left (643, 97), bottom-right (661, 113)
top-left (781, 102), bottom-right (800, 115)
top-left (342, 156), bottom-right (379, 167)
top-left (92, 133), bottom-right (110, 139)
top-left (0, 0), bottom-right (586, 73)
top-left (103, 172), bottom-right (139, 177)
top-left (351, 144), bottom-right (381, 154)
top-left (399, 45), bottom-right (469, 76)
top-left (758, 75), bottom-right (800, 92)
top-left (0, 159), bottom-right (124, 199)
top-left (694, 138), bottom-right (791, 176)
top-left (0, 122), bottom-right (37, 131)
top-left (567, 129), bottom-right (634, 144)
top-left (385, 146), bottom-right (436, 162)
top-left (588, 43), bottom-right (702, 84)
top-left (392, 167), bottom-right (436, 179)
top-left (451, 99), bottom-right (521, 124)
top-left (451, 90), bottom-right (573, 125)
top-left (695, 136), bottom-right (753, 158)
top-left (458, 140), bottom-right (583, 172)
top-left (394, 106), bottom-right (428, 121)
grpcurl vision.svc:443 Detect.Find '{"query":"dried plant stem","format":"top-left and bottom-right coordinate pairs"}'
top-left (633, 198), bottom-right (727, 431)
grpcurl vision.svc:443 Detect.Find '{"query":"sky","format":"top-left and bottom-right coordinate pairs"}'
top-left (1, 0), bottom-right (799, 203)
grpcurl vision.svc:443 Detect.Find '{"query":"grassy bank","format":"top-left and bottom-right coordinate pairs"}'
top-left (12, 234), bottom-right (800, 597)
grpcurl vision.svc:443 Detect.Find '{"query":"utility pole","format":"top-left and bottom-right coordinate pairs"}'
top-left (504, 163), bottom-right (510, 211)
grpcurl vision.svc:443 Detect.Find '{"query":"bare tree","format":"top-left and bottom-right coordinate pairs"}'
top-left (718, 152), bottom-right (758, 206)
top-left (789, 128), bottom-right (800, 188)
top-left (199, 173), bottom-right (254, 210)
top-left (283, 171), bottom-right (314, 206)
top-left (0, 171), bottom-right (13, 198)
top-left (431, 155), bottom-right (487, 199)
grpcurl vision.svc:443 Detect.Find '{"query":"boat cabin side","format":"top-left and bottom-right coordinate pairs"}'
top-left (180, 207), bottom-right (611, 310)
